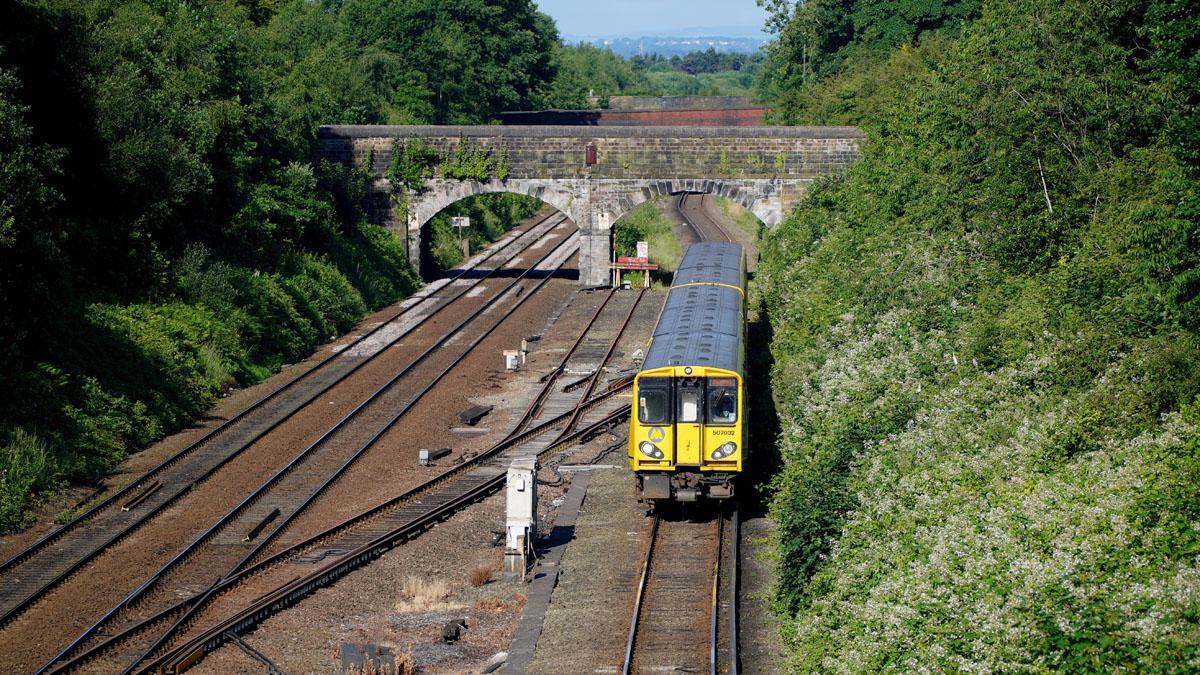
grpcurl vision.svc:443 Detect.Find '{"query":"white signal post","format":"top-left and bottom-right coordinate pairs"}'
top-left (451, 216), bottom-right (471, 258)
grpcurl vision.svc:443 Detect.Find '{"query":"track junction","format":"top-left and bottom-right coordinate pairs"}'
top-left (0, 194), bottom-right (759, 674)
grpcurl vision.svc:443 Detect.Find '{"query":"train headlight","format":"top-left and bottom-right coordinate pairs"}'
top-left (710, 442), bottom-right (737, 460)
top-left (639, 441), bottom-right (664, 459)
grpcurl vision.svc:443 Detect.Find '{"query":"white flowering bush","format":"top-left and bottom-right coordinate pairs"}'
top-left (758, 1), bottom-right (1200, 668)
top-left (780, 343), bottom-right (1200, 671)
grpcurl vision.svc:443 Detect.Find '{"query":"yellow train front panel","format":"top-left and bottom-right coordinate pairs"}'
top-left (629, 366), bottom-right (744, 476)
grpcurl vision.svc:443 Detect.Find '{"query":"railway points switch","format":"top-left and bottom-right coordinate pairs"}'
top-left (504, 457), bottom-right (539, 580)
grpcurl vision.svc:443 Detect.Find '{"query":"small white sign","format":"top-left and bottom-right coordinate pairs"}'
top-left (636, 240), bottom-right (648, 259)
top-left (451, 216), bottom-right (470, 229)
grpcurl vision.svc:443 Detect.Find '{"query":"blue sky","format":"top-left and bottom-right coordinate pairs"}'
top-left (534, 0), bottom-right (769, 38)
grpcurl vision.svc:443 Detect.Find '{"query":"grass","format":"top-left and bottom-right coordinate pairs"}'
top-left (614, 198), bottom-right (684, 271)
top-left (715, 196), bottom-right (764, 239)
top-left (0, 429), bottom-right (56, 531)
top-left (613, 197), bottom-right (685, 288)
top-left (468, 562), bottom-right (498, 587)
top-left (394, 576), bottom-right (464, 614)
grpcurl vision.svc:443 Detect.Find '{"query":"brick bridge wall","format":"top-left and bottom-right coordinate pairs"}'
top-left (317, 125), bottom-right (863, 284)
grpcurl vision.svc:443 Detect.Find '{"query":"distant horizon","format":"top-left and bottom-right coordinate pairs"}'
top-left (563, 34), bottom-right (770, 58)
top-left (563, 26), bottom-right (769, 42)
top-left (535, 0), bottom-right (769, 39)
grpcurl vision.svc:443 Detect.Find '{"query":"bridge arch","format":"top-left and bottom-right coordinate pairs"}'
top-left (603, 178), bottom-right (789, 228)
top-left (408, 179), bottom-right (583, 234)
top-left (323, 124), bottom-right (864, 285)
top-left (407, 178), bottom-right (783, 233)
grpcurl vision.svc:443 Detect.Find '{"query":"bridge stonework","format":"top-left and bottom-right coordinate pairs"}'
top-left (317, 125), bottom-right (863, 285)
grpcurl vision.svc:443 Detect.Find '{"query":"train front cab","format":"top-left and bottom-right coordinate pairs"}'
top-left (629, 365), bottom-right (744, 502)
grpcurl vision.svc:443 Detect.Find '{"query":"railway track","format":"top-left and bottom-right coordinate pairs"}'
top-left (0, 213), bottom-right (572, 635)
top-left (45, 286), bottom-right (649, 673)
top-left (623, 505), bottom-right (740, 675)
top-left (678, 193), bottom-right (735, 243)
top-left (33, 225), bottom-right (580, 673)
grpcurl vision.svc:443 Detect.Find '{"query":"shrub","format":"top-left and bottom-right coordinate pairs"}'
top-left (759, 0), bottom-right (1200, 668)
top-left (468, 563), bottom-right (497, 588)
top-left (282, 254), bottom-right (368, 340)
top-left (0, 429), bottom-right (57, 531)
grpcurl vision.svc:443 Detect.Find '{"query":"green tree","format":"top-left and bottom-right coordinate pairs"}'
top-left (0, 61), bottom-right (66, 387)
top-left (336, 0), bottom-right (558, 123)
top-left (0, 0), bottom-right (563, 530)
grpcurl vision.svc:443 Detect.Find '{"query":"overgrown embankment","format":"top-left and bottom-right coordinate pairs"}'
top-left (759, 0), bottom-right (1200, 669)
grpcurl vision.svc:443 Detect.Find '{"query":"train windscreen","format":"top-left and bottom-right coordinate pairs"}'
top-left (707, 377), bottom-right (738, 424)
top-left (678, 382), bottom-right (702, 423)
top-left (638, 378), bottom-right (671, 424)
top-left (638, 376), bottom-right (739, 424)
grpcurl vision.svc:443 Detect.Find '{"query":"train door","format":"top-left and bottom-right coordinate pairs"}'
top-left (675, 378), bottom-right (703, 465)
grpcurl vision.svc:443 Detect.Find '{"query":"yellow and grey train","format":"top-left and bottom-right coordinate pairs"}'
top-left (629, 242), bottom-right (747, 502)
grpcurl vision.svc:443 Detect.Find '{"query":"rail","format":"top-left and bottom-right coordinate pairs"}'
top-left (147, 409), bottom-right (632, 674)
top-left (47, 274), bottom-right (643, 674)
top-left (0, 213), bottom-right (567, 628)
top-left (622, 505), bottom-right (740, 675)
top-left (622, 514), bottom-right (661, 675)
top-left (677, 193), bottom-right (735, 243)
top-left (37, 226), bottom-right (580, 673)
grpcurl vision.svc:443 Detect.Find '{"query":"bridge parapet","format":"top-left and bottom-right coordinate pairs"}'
top-left (317, 125), bottom-right (863, 284)
top-left (319, 125), bottom-right (861, 181)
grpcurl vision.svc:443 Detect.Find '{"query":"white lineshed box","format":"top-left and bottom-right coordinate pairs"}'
top-left (504, 350), bottom-right (522, 370)
top-left (504, 457), bottom-right (539, 578)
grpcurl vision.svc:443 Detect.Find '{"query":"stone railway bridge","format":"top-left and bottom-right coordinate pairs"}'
top-left (317, 125), bottom-right (863, 286)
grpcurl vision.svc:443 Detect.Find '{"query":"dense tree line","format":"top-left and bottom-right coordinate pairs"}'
top-left (629, 48), bottom-right (764, 76)
top-left (758, 0), bottom-right (1199, 669)
top-left (545, 43), bottom-right (763, 106)
top-left (0, 0), bottom-right (560, 530)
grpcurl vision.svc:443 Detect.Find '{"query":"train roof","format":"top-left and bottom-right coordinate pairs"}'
top-left (643, 280), bottom-right (743, 373)
top-left (671, 242), bottom-right (744, 288)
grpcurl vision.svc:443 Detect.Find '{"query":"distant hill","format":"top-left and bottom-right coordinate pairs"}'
top-left (563, 34), bottom-right (769, 58)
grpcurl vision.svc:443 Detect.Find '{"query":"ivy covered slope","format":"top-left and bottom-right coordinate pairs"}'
top-left (0, 0), bottom-right (562, 532)
top-left (759, 0), bottom-right (1200, 670)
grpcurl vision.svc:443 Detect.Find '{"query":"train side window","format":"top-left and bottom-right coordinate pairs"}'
top-left (638, 379), bottom-right (671, 424)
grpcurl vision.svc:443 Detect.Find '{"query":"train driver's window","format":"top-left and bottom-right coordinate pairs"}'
top-left (708, 390), bottom-right (737, 424)
top-left (707, 378), bottom-right (738, 424)
top-left (638, 382), bottom-right (670, 424)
